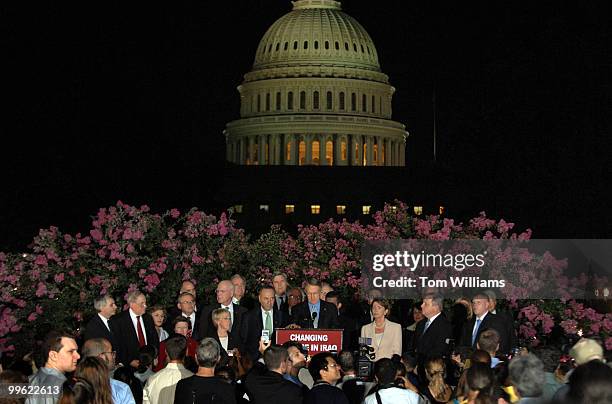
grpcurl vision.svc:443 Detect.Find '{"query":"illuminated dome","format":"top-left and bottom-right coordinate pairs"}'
top-left (252, 0), bottom-right (381, 74)
top-left (224, 0), bottom-right (407, 166)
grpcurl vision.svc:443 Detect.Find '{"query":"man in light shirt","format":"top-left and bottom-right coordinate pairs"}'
top-left (27, 331), bottom-right (80, 404)
top-left (144, 335), bottom-right (193, 404)
top-left (81, 338), bottom-right (135, 404)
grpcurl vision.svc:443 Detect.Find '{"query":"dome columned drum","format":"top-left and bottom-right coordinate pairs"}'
top-left (224, 0), bottom-right (407, 166)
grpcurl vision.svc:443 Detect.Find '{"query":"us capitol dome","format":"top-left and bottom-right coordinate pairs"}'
top-left (224, 0), bottom-right (408, 166)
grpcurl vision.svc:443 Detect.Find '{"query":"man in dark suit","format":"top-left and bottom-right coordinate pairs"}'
top-left (83, 295), bottom-right (117, 346)
top-left (273, 273), bottom-right (290, 315)
top-left (241, 285), bottom-right (288, 361)
top-left (290, 278), bottom-right (340, 329)
top-left (245, 345), bottom-right (303, 404)
top-left (352, 288), bottom-right (382, 327)
top-left (109, 290), bottom-right (159, 368)
top-left (413, 294), bottom-right (452, 367)
top-left (166, 292), bottom-right (201, 340)
top-left (231, 273), bottom-right (256, 309)
top-left (484, 289), bottom-right (516, 354)
top-left (325, 291), bottom-right (358, 352)
top-left (460, 293), bottom-right (507, 353)
top-left (197, 279), bottom-right (247, 340)
top-left (164, 279), bottom-right (204, 328)
top-left (287, 287), bottom-right (303, 317)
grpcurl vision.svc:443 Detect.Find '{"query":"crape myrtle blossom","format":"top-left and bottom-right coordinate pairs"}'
top-left (0, 200), bottom-right (608, 356)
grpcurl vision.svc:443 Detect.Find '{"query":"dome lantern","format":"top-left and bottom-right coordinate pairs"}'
top-left (291, 0), bottom-right (342, 10)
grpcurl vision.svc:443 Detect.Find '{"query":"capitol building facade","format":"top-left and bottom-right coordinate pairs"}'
top-left (224, 0), bottom-right (408, 167)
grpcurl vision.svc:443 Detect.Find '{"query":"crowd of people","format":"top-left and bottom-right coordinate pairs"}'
top-left (0, 275), bottom-right (610, 404)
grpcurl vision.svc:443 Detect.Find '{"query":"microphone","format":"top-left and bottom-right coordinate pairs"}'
top-left (311, 311), bottom-right (317, 328)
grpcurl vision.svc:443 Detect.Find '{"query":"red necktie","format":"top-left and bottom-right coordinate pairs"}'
top-left (136, 316), bottom-right (146, 347)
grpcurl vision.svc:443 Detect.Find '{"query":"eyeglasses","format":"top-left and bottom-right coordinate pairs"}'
top-left (325, 362), bottom-right (338, 369)
top-left (179, 301), bottom-right (194, 305)
top-left (101, 351), bottom-right (116, 357)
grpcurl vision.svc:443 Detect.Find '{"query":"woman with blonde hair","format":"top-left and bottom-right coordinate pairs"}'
top-left (424, 358), bottom-right (453, 403)
top-left (148, 305), bottom-right (169, 342)
top-left (74, 356), bottom-right (113, 404)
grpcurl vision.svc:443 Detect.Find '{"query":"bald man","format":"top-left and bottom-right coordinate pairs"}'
top-left (197, 279), bottom-right (247, 340)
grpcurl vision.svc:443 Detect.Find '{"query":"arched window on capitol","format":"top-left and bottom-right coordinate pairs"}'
top-left (326, 140), bottom-right (333, 165)
top-left (312, 140), bottom-right (320, 165)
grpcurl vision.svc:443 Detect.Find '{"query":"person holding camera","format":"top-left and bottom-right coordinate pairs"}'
top-left (241, 286), bottom-right (288, 362)
top-left (360, 298), bottom-right (402, 361)
top-left (364, 358), bottom-right (421, 404)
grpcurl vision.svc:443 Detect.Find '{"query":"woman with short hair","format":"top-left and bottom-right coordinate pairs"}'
top-left (360, 298), bottom-right (402, 361)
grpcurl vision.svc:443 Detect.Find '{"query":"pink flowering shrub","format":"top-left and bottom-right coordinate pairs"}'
top-left (0, 201), bottom-right (249, 354)
top-left (0, 200), bottom-right (609, 355)
top-left (518, 303), bottom-right (558, 346)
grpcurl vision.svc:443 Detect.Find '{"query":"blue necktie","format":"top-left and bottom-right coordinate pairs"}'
top-left (472, 318), bottom-right (482, 346)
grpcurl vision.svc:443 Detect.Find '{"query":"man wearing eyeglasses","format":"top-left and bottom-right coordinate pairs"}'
top-left (197, 279), bottom-right (247, 340)
top-left (289, 278), bottom-right (339, 329)
top-left (304, 352), bottom-right (348, 404)
top-left (165, 280), bottom-right (203, 330)
top-left (82, 338), bottom-right (136, 404)
top-left (172, 292), bottom-right (201, 340)
top-left (110, 291), bottom-right (159, 369)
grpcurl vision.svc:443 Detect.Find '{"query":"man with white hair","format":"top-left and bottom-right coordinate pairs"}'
top-left (509, 353), bottom-right (546, 403)
top-left (83, 294), bottom-right (117, 344)
top-left (82, 338), bottom-right (135, 404)
top-left (552, 338), bottom-right (606, 402)
top-left (197, 279), bottom-right (247, 339)
top-left (109, 290), bottom-right (159, 368)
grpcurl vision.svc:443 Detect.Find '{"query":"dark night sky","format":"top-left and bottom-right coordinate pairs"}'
top-left (1, 0), bottom-right (611, 249)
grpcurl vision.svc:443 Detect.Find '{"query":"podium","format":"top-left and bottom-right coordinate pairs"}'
top-left (276, 328), bottom-right (343, 356)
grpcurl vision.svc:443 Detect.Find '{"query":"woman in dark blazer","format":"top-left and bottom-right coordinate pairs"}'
top-left (209, 307), bottom-right (242, 365)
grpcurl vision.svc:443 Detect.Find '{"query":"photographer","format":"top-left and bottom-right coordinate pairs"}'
top-left (364, 358), bottom-right (420, 404)
top-left (337, 351), bottom-right (375, 404)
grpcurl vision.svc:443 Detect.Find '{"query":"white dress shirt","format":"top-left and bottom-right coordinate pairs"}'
top-left (98, 313), bottom-right (111, 332)
top-left (182, 311), bottom-right (196, 331)
top-left (129, 309), bottom-right (148, 345)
